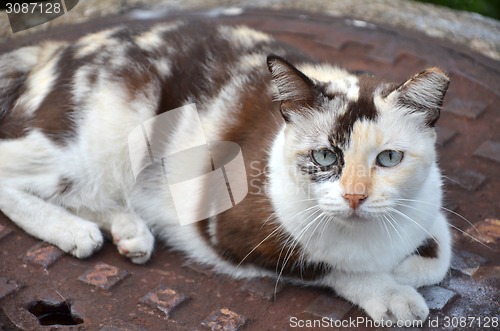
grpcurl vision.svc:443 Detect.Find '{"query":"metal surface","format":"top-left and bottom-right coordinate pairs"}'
top-left (1, 8), bottom-right (499, 331)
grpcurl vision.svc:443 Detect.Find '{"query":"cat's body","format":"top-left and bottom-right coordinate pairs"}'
top-left (0, 21), bottom-right (451, 322)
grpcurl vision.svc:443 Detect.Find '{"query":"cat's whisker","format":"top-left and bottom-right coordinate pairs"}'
top-left (299, 213), bottom-right (328, 269)
top-left (236, 224), bottom-right (284, 268)
top-left (447, 222), bottom-right (495, 251)
top-left (274, 208), bottom-right (322, 277)
top-left (280, 217), bottom-right (319, 285)
top-left (395, 198), bottom-right (480, 234)
top-left (261, 199), bottom-right (319, 229)
top-left (260, 210), bottom-right (278, 229)
top-left (387, 215), bottom-right (427, 275)
top-left (385, 213), bottom-right (414, 255)
top-left (318, 214), bottom-right (333, 245)
top-left (294, 204), bottom-right (322, 217)
top-left (275, 210), bottom-right (324, 290)
top-left (441, 175), bottom-right (462, 186)
top-left (278, 212), bottom-right (320, 273)
top-left (388, 207), bottom-right (439, 246)
top-left (276, 208), bottom-right (321, 254)
top-left (394, 201), bottom-right (493, 251)
top-left (379, 215), bottom-right (395, 252)
top-left (384, 213), bottom-right (423, 272)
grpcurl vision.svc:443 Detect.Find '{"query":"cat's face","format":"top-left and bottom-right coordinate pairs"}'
top-left (267, 56), bottom-right (449, 223)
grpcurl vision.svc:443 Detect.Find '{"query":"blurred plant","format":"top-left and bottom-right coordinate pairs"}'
top-left (414, 0), bottom-right (500, 20)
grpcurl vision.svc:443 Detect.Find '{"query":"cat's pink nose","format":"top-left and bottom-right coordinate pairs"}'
top-left (343, 194), bottom-right (367, 209)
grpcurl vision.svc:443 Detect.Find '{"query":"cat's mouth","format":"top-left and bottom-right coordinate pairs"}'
top-left (344, 209), bottom-right (371, 222)
top-left (319, 205), bottom-right (372, 223)
top-left (320, 201), bottom-right (393, 224)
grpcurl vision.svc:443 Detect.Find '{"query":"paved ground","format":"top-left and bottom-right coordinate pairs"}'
top-left (1, 5), bottom-right (499, 331)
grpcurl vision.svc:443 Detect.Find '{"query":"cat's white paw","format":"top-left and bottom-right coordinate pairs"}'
top-left (364, 286), bottom-right (429, 323)
top-left (60, 222), bottom-right (104, 259)
top-left (112, 215), bottom-right (154, 264)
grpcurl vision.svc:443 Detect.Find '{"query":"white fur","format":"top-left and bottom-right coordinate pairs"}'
top-left (299, 63), bottom-right (359, 102)
top-left (16, 42), bottom-right (63, 115)
top-left (135, 21), bottom-right (184, 51)
top-left (0, 185), bottom-right (103, 259)
top-left (218, 25), bottom-right (272, 48)
top-left (76, 27), bottom-right (120, 58)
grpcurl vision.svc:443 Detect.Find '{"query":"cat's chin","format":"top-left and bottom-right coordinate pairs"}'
top-left (342, 214), bottom-right (372, 224)
top-left (323, 209), bottom-right (367, 223)
top-left (321, 208), bottom-right (373, 225)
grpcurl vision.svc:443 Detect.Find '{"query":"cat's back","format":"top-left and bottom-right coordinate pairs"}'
top-left (0, 21), bottom-right (299, 141)
top-left (0, 21), bottom-right (303, 207)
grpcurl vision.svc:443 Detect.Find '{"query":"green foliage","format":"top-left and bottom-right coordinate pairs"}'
top-left (414, 0), bottom-right (500, 20)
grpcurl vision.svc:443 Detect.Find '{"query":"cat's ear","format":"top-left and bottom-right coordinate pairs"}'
top-left (267, 55), bottom-right (319, 122)
top-left (388, 67), bottom-right (449, 127)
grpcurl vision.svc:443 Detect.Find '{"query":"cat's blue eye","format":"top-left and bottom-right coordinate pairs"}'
top-left (376, 150), bottom-right (404, 167)
top-left (311, 149), bottom-right (338, 167)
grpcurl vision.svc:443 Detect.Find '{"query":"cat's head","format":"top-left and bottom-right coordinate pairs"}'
top-left (267, 55), bottom-right (449, 222)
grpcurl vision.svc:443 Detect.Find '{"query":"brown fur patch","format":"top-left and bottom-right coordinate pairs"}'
top-left (0, 71), bottom-right (29, 139)
top-left (111, 26), bottom-right (149, 41)
top-left (414, 238), bottom-right (439, 259)
top-left (196, 65), bottom-right (330, 281)
top-left (204, 198), bottom-right (331, 281)
top-left (118, 65), bottom-right (158, 102)
top-left (332, 75), bottom-right (382, 147)
top-left (0, 46), bottom-right (79, 143)
top-left (154, 23), bottom-right (237, 115)
top-left (31, 46), bottom-right (80, 144)
top-left (185, 26), bottom-right (332, 280)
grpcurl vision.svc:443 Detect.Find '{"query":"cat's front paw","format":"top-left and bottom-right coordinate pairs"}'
top-left (62, 222), bottom-right (104, 258)
top-left (112, 217), bottom-right (154, 264)
top-left (364, 285), bottom-right (429, 323)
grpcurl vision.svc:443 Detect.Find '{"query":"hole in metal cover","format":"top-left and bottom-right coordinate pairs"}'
top-left (27, 300), bottom-right (84, 326)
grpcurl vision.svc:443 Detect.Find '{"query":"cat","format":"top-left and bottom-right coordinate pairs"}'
top-left (0, 20), bottom-right (451, 323)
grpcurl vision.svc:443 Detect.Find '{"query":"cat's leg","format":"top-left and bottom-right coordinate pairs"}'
top-left (0, 187), bottom-right (103, 258)
top-left (74, 206), bottom-right (155, 264)
top-left (110, 212), bottom-right (155, 264)
top-left (392, 213), bottom-right (451, 288)
top-left (325, 271), bottom-right (429, 323)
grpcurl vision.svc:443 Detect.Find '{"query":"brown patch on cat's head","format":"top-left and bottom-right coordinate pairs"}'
top-left (332, 75), bottom-right (382, 147)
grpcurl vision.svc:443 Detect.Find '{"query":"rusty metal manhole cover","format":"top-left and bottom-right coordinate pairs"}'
top-left (1, 8), bottom-right (499, 331)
